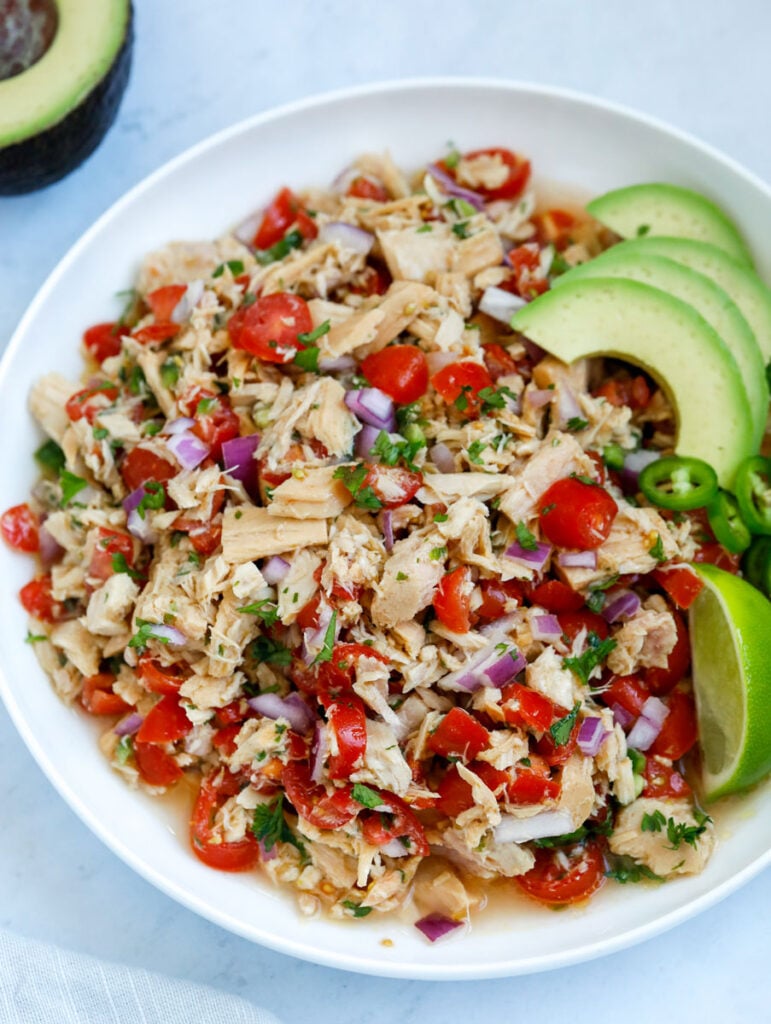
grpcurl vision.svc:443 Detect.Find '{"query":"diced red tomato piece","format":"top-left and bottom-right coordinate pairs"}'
top-left (643, 613), bottom-right (691, 695)
top-left (80, 673), bottom-right (132, 716)
top-left (180, 387), bottom-right (240, 459)
top-left (83, 322), bottom-right (123, 363)
top-left (538, 477), bottom-right (618, 550)
top-left (88, 527), bottom-right (134, 582)
top-left (282, 762), bottom-right (358, 830)
top-left (65, 384), bottom-right (119, 424)
top-left (120, 447), bottom-right (177, 491)
top-left (253, 188), bottom-right (318, 250)
top-left (229, 292), bottom-right (313, 363)
top-left (516, 838), bottom-right (605, 905)
top-left (501, 683), bottom-right (560, 732)
top-left (136, 695), bottom-right (193, 744)
top-left (692, 542), bottom-right (741, 574)
top-left (600, 675), bottom-right (650, 718)
top-left (444, 147), bottom-right (530, 201)
top-left (347, 176), bottom-right (389, 202)
top-left (482, 343), bottom-right (519, 381)
top-left (506, 755), bottom-right (561, 804)
top-left (132, 322), bottom-right (180, 345)
top-left (428, 707), bottom-right (490, 760)
top-left (359, 790), bottom-right (429, 857)
top-left (648, 689), bottom-right (698, 760)
top-left (135, 742), bottom-right (183, 787)
top-left (360, 345), bottom-right (429, 405)
top-left (652, 565), bottom-right (703, 610)
top-left (532, 208), bottom-right (576, 247)
top-left (19, 575), bottom-right (67, 623)
top-left (145, 284), bottom-right (186, 322)
top-left (433, 566), bottom-right (473, 633)
top-left (501, 243), bottom-right (549, 298)
top-left (530, 579), bottom-right (584, 613)
top-left (476, 578), bottom-right (527, 621)
top-left (435, 762), bottom-right (510, 817)
top-left (325, 697), bottom-right (367, 780)
top-left (363, 464), bottom-right (423, 508)
top-left (190, 771), bottom-right (260, 870)
top-left (641, 757), bottom-right (692, 799)
top-left (1, 503), bottom-right (39, 553)
top-left (431, 361), bottom-right (494, 418)
top-left (556, 609), bottom-right (610, 643)
top-left (137, 654), bottom-right (187, 695)
top-left (350, 262), bottom-right (391, 297)
top-left (594, 375), bottom-right (651, 410)
top-left (211, 723), bottom-right (242, 757)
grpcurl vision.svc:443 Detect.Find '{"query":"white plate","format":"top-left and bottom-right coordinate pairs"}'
top-left (0, 79), bottom-right (769, 980)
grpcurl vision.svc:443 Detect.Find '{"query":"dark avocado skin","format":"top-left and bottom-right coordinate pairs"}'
top-left (0, 4), bottom-right (133, 195)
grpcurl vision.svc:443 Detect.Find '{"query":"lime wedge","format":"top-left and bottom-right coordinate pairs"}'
top-left (689, 563), bottom-right (771, 800)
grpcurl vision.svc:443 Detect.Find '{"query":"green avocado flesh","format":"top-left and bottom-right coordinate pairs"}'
top-left (587, 183), bottom-right (753, 267)
top-left (553, 251), bottom-right (768, 447)
top-left (0, 0), bottom-right (132, 193)
top-left (596, 237), bottom-right (771, 363)
top-left (512, 277), bottom-right (754, 487)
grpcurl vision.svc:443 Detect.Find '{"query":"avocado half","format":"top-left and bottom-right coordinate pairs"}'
top-left (0, 0), bottom-right (133, 194)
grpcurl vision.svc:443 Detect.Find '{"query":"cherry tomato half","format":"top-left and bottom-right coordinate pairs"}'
top-left (1, 503), bottom-right (39, 553)
top-left (427, 707), bottom-right (490, 761)
top-left (516, 838), bottom-right (605, 905)
top-left (229, 292), bottom-right (313, 363)
top-left (190, 771), bottom-right (260, 870)
top-left (433, 566), bottom-right (473, 633)
top-left (360, 345), bottom-right (429, 405)
top-left (83, 322), bottom-right (123, 363)
top-left (538, 477), bottom-right (618, 550)
top-left (431, 361), bottom-right (493, 418)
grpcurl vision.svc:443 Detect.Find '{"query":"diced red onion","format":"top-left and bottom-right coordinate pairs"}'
top-left (222, 433), bottom-right (261, 498)
top-left (415, 912), bottom-right (464, 944)
top-left (163, 416), bottom-right (196, 436)
top-left (577, 717), bottom-right (609, 757)
top-left (641, 695), bottom-right (670, 729)
top-left (262, 556), bottom-right (290, 585)
top-left (495, 809), bottom-right (575, 844)
top-left (557, 385), bottom-right (582, 426)
top-left (171, 280), bottom-right (205, 324)
top-left (621, 449), bottom-right (660, 491)
top-left (331, 164), bottom-right (358, 193)
top-left (122, 486), bottom-right (146, 514)
top-left (163, 430), bottom-right (210, 471)
top-left (114, 712), bottom-right (144, 737)
top-left (425, 350), bottom-right (458, 375)
top-left (318, 354), bottom-right (356, 373)
top-left (438, 639), bottom-right (524, 692)
top-left (146, 624), bottom-right (186, 646)
top-left (429, 443), bottom-right (455, 473)
top-left (611, 702), bottom-right (634, 730)
top-left (310, 721), bottom-right (329, 783)
top-left (426, 163), bottom-right (485, 211)
top-left (479, 286), bottom-right (527, 324)
top-left (247, 692), bottom-right (315, 734)
top-left (526, 388), bottom-right (554, 408)
top-left (355, 424), bottom-right (383, 460)
top-left (382, 510), bottom-right (394, 551)
top-left (505, 541), bottom-right (551, 574)
top-left (234, 209), bottom-right (262, 246)
top-left (626, 715), bottom-right (662, 752)
top-left (557, 550), bottom-right (598, 569)
top-left (479, 613), bottom-right (520, 637)
top-left (531, 614), bottom-right (562, 643)
top-left (602, 589), bottom-right (641, 623)
top-left (477, 646), bottom-right (526, 687)
top-left (127, 508), bottom-right (157, 544)
top-left (319, 221), bottom-right (374, 255)
top-left (258, 840), bottom-right (277, 862)
top-left (38, 521), bottom-right (64, 567)
top-left (344, 388), bottom-right (395, 431)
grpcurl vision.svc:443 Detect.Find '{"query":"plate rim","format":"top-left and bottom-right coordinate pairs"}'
top-left (1, 75), bottom-right (769, 980)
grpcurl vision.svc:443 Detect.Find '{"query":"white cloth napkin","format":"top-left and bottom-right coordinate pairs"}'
top-left (0, 928), bottom-right (282, 1024)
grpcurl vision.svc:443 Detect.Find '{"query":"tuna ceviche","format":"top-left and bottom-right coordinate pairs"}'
top-left (10, 143), bottom-right (754, 938)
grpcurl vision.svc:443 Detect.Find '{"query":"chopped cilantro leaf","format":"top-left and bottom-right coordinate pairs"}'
top-left (25, 631), bottom-right (47, 644)
top-left (395, 402), bottom-right (426, 433)
top-left (416, 224), bottom-right (433, 233)
top-left (605, 855), bottom-right (663, 884)
top-left (566, 416), bottom-right (589, 431)
top-left (59, 470), bottom-right (88, 508)
top-left (433, 512), bottom-right (449, 523)
top-left (562, 632), bottom-right (618, 685)
top-left (352, 783), bottom-right (382, 809)
top-left (636, 224), bottom-right (651, 237)
top-left (252, 795), bottom-right (306, 856)
top-left (371, 430), bottom-right (424, 472)
top-left (160, 358), bottom-right (181, 389)
top-left (313, 611), bottom-right (337, 665)
top-left (451, 221), bottom-right (471, 240)
top-left (293, 346), bottom-right (320, 372)
top-left (641, 809), bottom-right (667, 833)
top-left (237, 599), bottom-right (280, 626)
top-left (137, 481), bottom-right (165, 519)
top-left (212, 259), bottom-right (245, 278)
top-left (429, 546), bottom-right (447, 561)
top-left (128, 619), bottom-right (171, 651)
top-left (341, 900), bottom-right (373, 918)
top-left (251, 636), bottom-right (292, 666)
top-left (649, 533), bottom-right (667, 563)
top-left (515, 520), bottom-right (538, 551)
top-left (467, 440), bottom-right (486, 465)
top-left (297, 320), bottom-right (330, 346)
top-left (115, 735), bottom-right (134, 765)
top-left (111, 553), bottom-right (142, 580)
top-left (333, 464), bottom-right (383, 510)
top-left (255, 228), bottom-right (303, 265)
top-left (92, 426), bottom-right (109, 441)
top-left (549, 702), bottom-right (581, 746)
top-left (396, 571), bottom-right (409, 581)
top-left (454, 385), bottom-right (472, 413)
top-left (35, 439), bottom-right (65, 474)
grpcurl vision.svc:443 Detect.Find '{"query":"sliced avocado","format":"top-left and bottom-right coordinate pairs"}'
top-left (511, 278), bottom-right (754, 487)
top-left (0, 0), bottom-right (133, 194)
top-left (553, 251), bottom-right (768, 447)
top-left (597, 237), bottom-right (771, 362)
top-left (587, 184), bottom-right (753, 266)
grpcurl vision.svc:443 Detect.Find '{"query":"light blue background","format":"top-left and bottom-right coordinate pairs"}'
top-left (1, 2), bottom-right (769, 1020)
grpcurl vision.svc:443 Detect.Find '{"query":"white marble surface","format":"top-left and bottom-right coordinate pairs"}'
top-left (1, 1), bottom-right (770, 1020)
